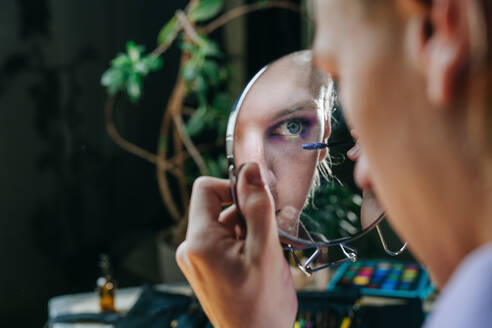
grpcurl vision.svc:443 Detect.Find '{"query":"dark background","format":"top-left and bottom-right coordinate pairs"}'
top-left (0, 1), bottom-right (409, 326)
top-left (1, 1), bottom-right (186, 325)
top-left (0, 0), bottom-right (306, 326)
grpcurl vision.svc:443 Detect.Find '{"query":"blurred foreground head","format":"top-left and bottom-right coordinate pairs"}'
top-left (312, 0), bottom-right (492, 288)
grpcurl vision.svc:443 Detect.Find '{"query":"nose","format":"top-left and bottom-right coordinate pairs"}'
top-left (238, 133), bottom-right (277, 198)
top-left (354, 151), bottom-right (373, 192)
top-left (347, 135), bottom-right (372, 192)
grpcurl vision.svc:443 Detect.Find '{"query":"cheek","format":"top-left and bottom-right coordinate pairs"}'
top-left (270, 148), bottom-right (319, 211)
top-left (339, 51), bottom-right (380, 130)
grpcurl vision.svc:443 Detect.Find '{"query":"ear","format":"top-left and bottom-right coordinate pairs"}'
top-left (405, 0), bottom-right (471, 107)
top-left (427, 0), bottom-right (471, 106)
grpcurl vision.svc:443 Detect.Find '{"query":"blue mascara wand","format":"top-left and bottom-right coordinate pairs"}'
top-left (302, 142), bottom-right (328, 150)
top-left (302, 141), bottom-right (349, 150)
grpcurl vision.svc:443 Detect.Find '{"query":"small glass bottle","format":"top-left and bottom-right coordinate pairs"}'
top-left (97, 254), bottom-right (116, 312)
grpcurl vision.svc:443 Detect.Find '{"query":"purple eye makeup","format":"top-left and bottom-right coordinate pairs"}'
top-left (267, 114), bottom-right (319, 141)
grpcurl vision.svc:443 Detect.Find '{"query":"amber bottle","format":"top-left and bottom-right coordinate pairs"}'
top-left (97, 254), bottom-right (116, 312)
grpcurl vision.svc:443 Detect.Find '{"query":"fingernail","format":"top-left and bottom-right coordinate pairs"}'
top-left (347, 144), bottom-right (359, 158)
top-left (244, 163), bottom-right (263, 187)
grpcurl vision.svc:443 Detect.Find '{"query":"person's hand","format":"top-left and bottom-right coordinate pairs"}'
top-left (176, 162), bottom-right (298, 328)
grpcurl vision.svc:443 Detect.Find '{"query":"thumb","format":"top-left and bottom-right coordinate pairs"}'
top-left (236, 163), bottom-right (278, 260)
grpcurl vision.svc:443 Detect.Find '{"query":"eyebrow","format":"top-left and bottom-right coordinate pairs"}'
top-left (272, 100), bottom-right (318, 121)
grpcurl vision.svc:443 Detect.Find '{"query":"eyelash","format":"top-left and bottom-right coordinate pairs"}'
top-left (269, 117), bottom-right (312, 138)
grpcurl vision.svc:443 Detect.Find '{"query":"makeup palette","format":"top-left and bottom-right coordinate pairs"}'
top-left (328, 259), bottom-right (434, 299)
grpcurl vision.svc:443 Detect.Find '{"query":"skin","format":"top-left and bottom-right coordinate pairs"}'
top-left (177, 0), bottom-right (492, 326)
top-left (176, 165), bottom-right (298, 328)
top-left (347, 131), bottom-right (384, 231)
top-left (234, 52), bottom-right (328, 236)
top-left (312, 0), bottom-right (492, 288)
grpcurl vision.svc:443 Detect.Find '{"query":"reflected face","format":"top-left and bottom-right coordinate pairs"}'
top-left (234, 52), bottom-right (329, 236)
top-left (231, 50), bottom-right (388, 245)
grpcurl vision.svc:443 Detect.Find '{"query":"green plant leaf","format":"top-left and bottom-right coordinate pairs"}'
top-left (189, 0), bottom-right (224, 22)
top-left (157, 16), bottom-right (178, 45)
top-left (100, 68), bottom-right (115, 87)
top-left (126, 73), bottom-right (142, 102)
top-left (200, 37), bottom-right (221, 57)
top-left (207, 158), bottom-right (222, 177)
top-left (180, 41), bottom-right (195, 54)
top-left (212, 92), bottom-right (231, 113)
top-left (218, 66), bottom-right (230, 81)
top-left (134, 61), bottom-right (149, 75)
top-left (182, 60), bottom-right (199, 81)
top-left (126, 41), bottom-right (144, 63)
top-left (134, 55), bottom-right (163, 75)
top-left (186, 106), bottom-right (207, 136)
top-left (216, 119), bottom-right (227, 143)
top-left (206, 154), bottom-right (227, 178)
top-left (101, 42), bottom-right (162, 99)
top-left (143, 55), bottom-right (163, 71)
top-left (111, 54), bottom-right (132, 68)
top-left (101, 67), bottom-right (126, 94)
top-left (201, 60), bottom-right (219, 85)
top-left (192, 75), bottom-right (207, 94)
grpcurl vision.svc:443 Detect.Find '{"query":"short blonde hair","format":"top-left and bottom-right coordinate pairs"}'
top-left (309, 66), bottom-right (336, 202)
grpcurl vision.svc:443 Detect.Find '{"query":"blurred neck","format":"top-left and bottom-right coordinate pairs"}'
top-left (425, 102), bottom-right (492, 288)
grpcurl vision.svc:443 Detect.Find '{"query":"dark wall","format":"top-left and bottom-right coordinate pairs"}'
top-left (0, 0), bottom-right (187, 326)
top-left (246, 0), bottom-right (302, 76)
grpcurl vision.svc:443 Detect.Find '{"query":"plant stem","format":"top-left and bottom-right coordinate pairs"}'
top-left (104, 95), bottom-right (167, 167)
top-left (173, 113), bottom-right (210, 176)
top-left (176, 10), bottom-right (204, 45)
top-left (156, 72), bottom-right (187, 222)
top-left (185, 0), bottom-right (201, 14)
top-left (173, 125), bottom-right (190, 211)
top-left (200, 1), bottom-right (303, 35)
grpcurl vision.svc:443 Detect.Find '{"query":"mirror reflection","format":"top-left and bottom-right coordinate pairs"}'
top-left (230, 51), bottom-right (384, 246)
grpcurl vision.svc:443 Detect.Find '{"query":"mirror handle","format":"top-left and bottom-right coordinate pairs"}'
top-left (376, 224), bottom-right (407, 256)
top-left (287, 243), bottom-right (358, 277)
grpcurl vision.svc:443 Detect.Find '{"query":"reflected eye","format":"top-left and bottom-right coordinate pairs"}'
top-left (287, 120), bottom-right (301, 134)
top-left (270, 118), bottom-right (308, 137)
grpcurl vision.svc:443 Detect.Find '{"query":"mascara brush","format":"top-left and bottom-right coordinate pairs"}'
top-left (302, 141), bottom-right (350, 150)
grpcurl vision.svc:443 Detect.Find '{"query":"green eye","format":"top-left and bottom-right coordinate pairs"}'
top-left (286, 119), bottom-right (302, 134)
top-left (270, 117), bottom-right (309, 138)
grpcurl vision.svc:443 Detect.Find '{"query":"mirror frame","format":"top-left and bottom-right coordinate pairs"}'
top-left (225, 62), bottom-right (384, 249)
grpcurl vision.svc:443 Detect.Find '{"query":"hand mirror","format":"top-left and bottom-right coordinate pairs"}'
top-left (226, 51), bottom-right (406, 273)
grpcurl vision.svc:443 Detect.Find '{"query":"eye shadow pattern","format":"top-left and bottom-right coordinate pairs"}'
top-left (268, 116), bottom-right (317, 141)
